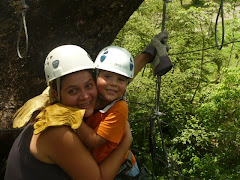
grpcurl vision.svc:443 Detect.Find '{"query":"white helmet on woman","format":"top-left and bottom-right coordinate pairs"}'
top-left (44, 45), bottom-right (94, 85)
top-left (95, 46), bottom-right (134, 78)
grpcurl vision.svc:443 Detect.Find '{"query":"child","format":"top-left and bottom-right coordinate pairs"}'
top-left (76, 46), bottom-right (139, 178)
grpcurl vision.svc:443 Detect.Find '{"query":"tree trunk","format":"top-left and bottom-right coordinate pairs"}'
top-left (0, 0), bottom-right (143, 170)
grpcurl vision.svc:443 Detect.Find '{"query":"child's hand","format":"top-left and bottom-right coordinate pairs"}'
top-left (151, 32), bottom-right (173, 76)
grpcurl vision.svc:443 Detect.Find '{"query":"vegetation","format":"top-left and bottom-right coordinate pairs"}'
top-left (114, 0), bottom-right (240, 179)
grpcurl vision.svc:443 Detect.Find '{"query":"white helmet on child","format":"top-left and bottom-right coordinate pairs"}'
top-left (44, 45), bottom-right (94, 85)
top-left (95, 46), bottom-right (134, 78)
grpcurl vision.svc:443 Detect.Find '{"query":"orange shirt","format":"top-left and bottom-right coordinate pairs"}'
top-left (86, 100), bottom-right (135, 164)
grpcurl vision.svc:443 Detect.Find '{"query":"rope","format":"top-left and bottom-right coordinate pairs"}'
top-left (148, 0), bottom-right (174, 178)
top-left (161, 0), bottom-right (167, 32)
top-left (169, 40), bottom-right (240, 56)
top-left (214, 0), bottom-right (224, 50)
top-left (17, 0), bottom-right (29, 58)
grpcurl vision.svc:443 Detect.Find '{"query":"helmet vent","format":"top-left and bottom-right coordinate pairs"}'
top-left (100, 55), bottom-right (106, 62)
top-left (130, 57), bottom-right (134, 71)
top-left (52, 60), bottom-right (59, 69)
top-left (130, 63), bottom-right (133, 71)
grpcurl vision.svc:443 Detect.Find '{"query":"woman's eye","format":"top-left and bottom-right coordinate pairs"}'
top-left (86, 83), bottom-right (93, 89)
top-left (69, 89), bottom-right (77, 95)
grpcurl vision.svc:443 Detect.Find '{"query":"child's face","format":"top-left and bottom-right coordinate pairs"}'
top-left (60, 70), bottom-right (98, 117)
top-left (97, 70), bottom-right (128, 102)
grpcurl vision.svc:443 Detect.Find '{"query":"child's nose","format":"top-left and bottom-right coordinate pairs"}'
top-left (110, 77), bottom-right (118, 86)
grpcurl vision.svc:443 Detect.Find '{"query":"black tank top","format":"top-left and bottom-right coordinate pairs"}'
top-left (4, 123), bottom-right (71, 180)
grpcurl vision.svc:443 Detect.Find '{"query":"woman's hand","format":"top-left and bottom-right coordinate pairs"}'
top-left (121, 121), bottom-right (133, 149)
top-left (98, 121), bottom-right (133, 180)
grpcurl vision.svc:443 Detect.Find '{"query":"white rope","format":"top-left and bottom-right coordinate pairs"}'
top-left (17, 0), bottom-right (29, 58)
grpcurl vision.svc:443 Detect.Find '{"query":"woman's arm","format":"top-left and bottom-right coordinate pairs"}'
top-left (36, 123), bottom-right (132, 180)
top-left (99, 121), bottom-right (132, 180)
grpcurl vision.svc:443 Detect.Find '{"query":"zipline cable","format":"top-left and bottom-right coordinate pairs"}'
top-left (214, 0), bottom-right (224, 50)
top-left (161, 0), bottom-right (167, 32)
top-left (149, 0), bottom-right (174, 178)
top-left (160, 0), bottom-right (173, 177)
top-left (17, 0), bottom-right (29, 58)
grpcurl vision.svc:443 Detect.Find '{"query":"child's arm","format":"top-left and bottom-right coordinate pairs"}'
top-left (76, 121), bottom-right (107, 150)
top-left (134, 53), bottom-right (152, 78)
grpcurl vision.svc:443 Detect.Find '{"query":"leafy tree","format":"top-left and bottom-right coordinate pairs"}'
top-left (114, 0), bottom-right (240, 178)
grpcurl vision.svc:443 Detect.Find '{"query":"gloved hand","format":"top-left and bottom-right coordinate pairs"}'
top-left (34, 103), bottom-right (85, 134)
top-left (151, 32), bottom-right (173, 76)
top-left (143, 30), bottom-right (169, 60)
top-left (13, 87), bottom-right (51, 128)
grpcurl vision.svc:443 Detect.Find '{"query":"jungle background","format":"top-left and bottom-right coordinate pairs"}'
top-left (1, 0), bottom-right (240, 179)
top-left (117, 0), bottom-right (240, 179)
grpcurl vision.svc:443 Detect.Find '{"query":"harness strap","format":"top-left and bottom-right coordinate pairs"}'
top-left (117, 151), bottom-right (133, 175)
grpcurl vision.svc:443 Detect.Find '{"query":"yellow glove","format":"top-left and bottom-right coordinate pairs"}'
top-left (33, 103), bottom-right (85, 134)
top-left (13, 87), bottom-right (51, 128)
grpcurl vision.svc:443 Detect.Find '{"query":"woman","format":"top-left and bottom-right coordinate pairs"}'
top-left (4, 45), bottom-right (132, 180)
top-left (6, 30), bottom-right (171, 179)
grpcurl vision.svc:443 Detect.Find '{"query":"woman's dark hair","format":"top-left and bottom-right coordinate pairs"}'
top-left (50, 69), bottom-right (96, 91)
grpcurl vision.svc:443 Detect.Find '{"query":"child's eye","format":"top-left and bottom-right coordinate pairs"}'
top-left (104, 75), bottom-right (110, 78)
top-left (119, 77), bottom-right (127, 82)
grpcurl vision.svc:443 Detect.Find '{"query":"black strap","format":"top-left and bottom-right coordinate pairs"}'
top-left (117, 151), bottom-right (133, 176)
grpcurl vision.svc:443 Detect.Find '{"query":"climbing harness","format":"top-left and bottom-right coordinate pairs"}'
top-left (215, 0), bottom-right (224, 50)
top-left (17, 0), bottom-right (29, 58)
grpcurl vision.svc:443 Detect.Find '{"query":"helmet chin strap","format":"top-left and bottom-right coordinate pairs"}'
top-left (56, 77), bottom-right (61, 102)
top-left (95, 69), bottom-right (100, 79)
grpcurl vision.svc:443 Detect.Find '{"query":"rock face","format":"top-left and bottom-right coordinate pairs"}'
top-left (0, 0), bottom-right (143, 176)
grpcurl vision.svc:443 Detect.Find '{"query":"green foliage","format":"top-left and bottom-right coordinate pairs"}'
top-left (113, 0), bottom-right (240, 178)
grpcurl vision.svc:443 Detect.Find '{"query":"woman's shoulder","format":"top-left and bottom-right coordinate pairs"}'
top-left (34, 125), bottom-right (101, 179)
top-left (33, 126), bottom-right (76, 162)
top-left (38, 126), bottom-right (76, 147)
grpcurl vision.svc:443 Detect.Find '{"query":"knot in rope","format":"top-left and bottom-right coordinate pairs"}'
top-left (215, 0), bottom-right (225, 50)
top-left (21, 3), bottom-right (29, 12)
top-left (17, 0), bottom-right (29, 59)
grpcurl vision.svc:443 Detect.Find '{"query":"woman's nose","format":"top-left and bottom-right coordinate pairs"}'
top-left (78, 90), bottom-right (89, 100)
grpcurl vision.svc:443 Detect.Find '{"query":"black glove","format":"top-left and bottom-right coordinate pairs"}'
top-left (143, 31), bottom-right (173, 76)
top-left (143, 30), bottom-right (169, 61)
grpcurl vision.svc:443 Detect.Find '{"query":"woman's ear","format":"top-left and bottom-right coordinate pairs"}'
top-left (51, 89), bottom-right (58, 98)
top-left (49, 88), bottom-right (58, 103)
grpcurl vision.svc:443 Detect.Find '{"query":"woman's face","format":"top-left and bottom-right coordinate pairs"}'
top-left (60, 70), bottom-right (98, 117)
